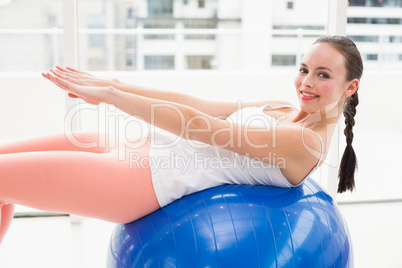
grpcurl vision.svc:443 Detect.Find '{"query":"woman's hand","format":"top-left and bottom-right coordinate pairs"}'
top-left (49, 66), bottom-right (115, 88)
top-left (42, 71), bottom-right (114, 106)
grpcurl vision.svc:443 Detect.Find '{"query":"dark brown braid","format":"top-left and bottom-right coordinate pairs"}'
top-left (314, 36), bottom-right (363, 193)
top-left (338, 91), bottom-right (359, 193)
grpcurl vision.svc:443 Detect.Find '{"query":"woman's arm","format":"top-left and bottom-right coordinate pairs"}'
top-left (49, 67), bottom-right (278, 119)
top-left (110, 86), bottom-right (321, 185)
top-left (48, 75), bottom-right (321, 184)
top-left (49, 66), bottom-right (238, 118)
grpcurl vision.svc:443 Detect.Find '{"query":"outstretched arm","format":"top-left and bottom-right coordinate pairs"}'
top-left (43, 74), bottom-right (321, 185)
top-left (47, 66), bottom-right (242, 118)
top-left (46, 66), bottom-right (281, 119)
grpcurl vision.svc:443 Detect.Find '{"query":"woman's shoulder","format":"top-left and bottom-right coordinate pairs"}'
top-left (276, 125), bottom-right (323, 156)
top-left (275, 125), bottom-right (323, 185)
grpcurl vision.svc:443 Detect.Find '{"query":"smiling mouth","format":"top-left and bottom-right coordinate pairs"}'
top-left (301, 91), bottom-right (319, 97)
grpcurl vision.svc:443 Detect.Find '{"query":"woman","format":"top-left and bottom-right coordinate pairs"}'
top-left (0, 35), bottom-right (362, 243)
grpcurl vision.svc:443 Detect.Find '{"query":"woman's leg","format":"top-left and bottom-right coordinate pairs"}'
top-left (0, 137), bottom-right (159, 225)
top-left (0, 132), bottom-right (112, 243)
top-left (0, 204), bottom-right (14, 243)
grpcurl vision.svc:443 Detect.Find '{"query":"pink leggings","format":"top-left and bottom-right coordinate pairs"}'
top-left (0, 133), bottom-right (160, 243)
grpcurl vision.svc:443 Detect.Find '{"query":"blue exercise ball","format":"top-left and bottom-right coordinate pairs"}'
top-left (107, 178), bottom-right (353, 268)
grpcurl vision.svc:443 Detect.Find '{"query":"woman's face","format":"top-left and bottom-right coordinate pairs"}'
top-left (294, 42), bottom-right (353, 114)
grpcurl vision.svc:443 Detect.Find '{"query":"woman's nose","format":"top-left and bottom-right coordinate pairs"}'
top-left (302, 75), bottom-right (313, 88)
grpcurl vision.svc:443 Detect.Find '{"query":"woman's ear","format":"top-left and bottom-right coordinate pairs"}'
top-left (344, 78), bottom-right (359, 97)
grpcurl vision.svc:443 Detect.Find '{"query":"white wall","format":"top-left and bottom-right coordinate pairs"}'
top-left (0, 74), bottom-right (66, 141)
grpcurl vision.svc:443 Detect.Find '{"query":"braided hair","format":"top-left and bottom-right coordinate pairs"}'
top-left (314, 36), bottom-right (363, 193)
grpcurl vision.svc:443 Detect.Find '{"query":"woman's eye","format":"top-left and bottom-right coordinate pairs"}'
top-left (299, 68), bottom-right (308, 74)
top-left (319, 73), bottom-right (330, 79)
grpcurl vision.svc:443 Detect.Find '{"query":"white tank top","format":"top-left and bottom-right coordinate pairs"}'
top-left (149, 104), bottom-right (323, 207)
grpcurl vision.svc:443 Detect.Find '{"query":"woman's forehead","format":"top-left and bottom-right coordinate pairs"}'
top-left (302, 43), bottom-right (345, 71)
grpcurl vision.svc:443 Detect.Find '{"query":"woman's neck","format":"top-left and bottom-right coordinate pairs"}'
top-left (292, 101), bottom-right (344, 154)
top-left (293, 101), bottom-right (344, 129)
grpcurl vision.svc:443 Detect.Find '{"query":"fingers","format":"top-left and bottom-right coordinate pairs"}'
top-left (53, 67), bottom-right (81, 80)
top-left (43, 71), bottom-right (99, 104)
top-left (41, 72), bottom-right (50, 80)
top-left (42, 72), bottom-right (79, 99)
top-left (43, 71), bottom-right (77, 94)
top-left (53, 75), bottom-right (73, 91)
top-left (51, 68), bottom-right (75, 81)
top-left (65, 66), bottom-right (84, 73)
top-left (51, 68), bottom-right (89, 89)
top-left (58, 65), bottom-right (90, 76)
top-left (55, 75), bottom-right (94, 100)
top-left (56, 65), bottom-right (79, 76)
top-left (42, 72), bottom-right (68, 91)
top-left (56, 65), bottom-right (78, 73)
top-left (52, 76), bottom-right (70, 91)
top-left (55, 65), bottom-right (68, 72)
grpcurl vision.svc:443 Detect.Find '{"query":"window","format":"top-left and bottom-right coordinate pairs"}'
top-left (127, 6), bottom-right (134, 19)
top-left (387, 18), bottom-right (402, 24)
top-left (125, 52), bottom-right (136, 70)
top-left (198, 0), bottom-right (205, 8)
top-left (0, 0), bottom-right (63, 71)
top-left (183, 0), bottom-right (189, 5)
top-left (273, 25), bottom-right (325, 30)
top-left (383, 54), bottom-right (402, 61)
top-left (371, 0), bottom-right (385, 6)
top-left (389, 36), bottom-right (402, 43)
top-left (388, 0), bottom-right (402, 7)
top-left (348, 17), bottom-right (402, 24)
top-left (365, 54), bottom-right (378, 61)
top-left (348, 0), bottom-right (366, 6)
top-left (186, 55), bottom-right (214, 69)
top-left (287, 1), bottom-right (294, 9)
top-left (126, 5), bottom-right (137, 28)
top-left (148, 0), bottom-right (173, 16)
top-left (348, 35), bottom-right (379, 42)
top-left (126, 36), bottom-right (136, 48)
top-left (347, 17), bottom-right (368, 24)
top-left (184, 19), bottom-right (217, 40)
top-left (88, 57), bottom-right (106, 70)
top-left (87, 15), bottom-right (106, 49)
top-left (144, 55), bottom-right (175, 70)
top-left (143, 21), bottom-right (175, 40)
top-left (272, 55), bottom-right (296, 66)
top-left (349, 0), bottom-right (402, 6)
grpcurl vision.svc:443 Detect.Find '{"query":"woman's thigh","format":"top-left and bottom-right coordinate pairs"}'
top-left (0, 137), bottom-right (159, 223)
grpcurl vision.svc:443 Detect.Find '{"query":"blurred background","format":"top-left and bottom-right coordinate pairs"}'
top-left (0, 0), bottom-right (401, 267)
